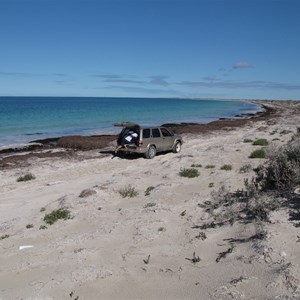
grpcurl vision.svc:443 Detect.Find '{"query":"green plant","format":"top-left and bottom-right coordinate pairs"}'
top-left (249, 149), bottom-right (266, 159)
top-left (239, 164), bottom-right (252, 173)
top-left (39, 225), bottom-right (47, 230)
top-left (118, 185), bottom-right (139, 198)
top-left (205, 165), bottom-right (215, 169)
top-left (257, 140), bottom-right (300, 191)
top-left (0, 234), bottom-right (9, 240)
top-left (220, 164), bottom-right (233, 171)
top-left (144, 186), bottom-right (155, 196)
top-left (243, 139), bottom-right (253, 143)
top-left (179, 168), bottom-right (199, 178)
top-left (252, 139), bottom-right (269, 146)
top-left (26, 224), bottom-right (34, 229)
top-left (17, 173), bottom-right (35, 182)
top-left (43, 208), bottom-right (71, 225)
top-left (191, 164), bottom-right (202, 168)
top-left (40, 207), bottom-right (46, 212)
top-left (246, 195), bottom-right (280, 222)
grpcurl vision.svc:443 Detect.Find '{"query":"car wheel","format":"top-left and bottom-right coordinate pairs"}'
top-left (173, 141), bottom-right (181, 153)
top-left (145, 145), bottom-right (156, 159)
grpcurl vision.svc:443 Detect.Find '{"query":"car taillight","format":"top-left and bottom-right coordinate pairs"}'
top-left (139, 140), bottom-right (143, 146)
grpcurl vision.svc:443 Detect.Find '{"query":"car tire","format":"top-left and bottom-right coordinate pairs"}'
top-left (145, 145), bottom-right (156, 159)
top-left (173, 141), bottom-right (181, 153)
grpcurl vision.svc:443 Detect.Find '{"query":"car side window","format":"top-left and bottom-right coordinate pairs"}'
top-left (152, 128), bottom-right (161, 138)
top-left (160, 128), bottom-right (172, 137)
top-left (143, 129), bottom-right (150, 139)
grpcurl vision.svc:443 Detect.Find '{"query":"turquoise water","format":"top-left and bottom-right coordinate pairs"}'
top-left (0, 97), bottom-right (261, 149)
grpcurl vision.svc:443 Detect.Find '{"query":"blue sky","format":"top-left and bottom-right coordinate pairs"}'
top-left (1, 0), bottom-right (300, 100)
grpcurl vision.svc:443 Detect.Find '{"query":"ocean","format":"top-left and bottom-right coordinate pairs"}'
top-left (0, 97), bottom-right (262, 149)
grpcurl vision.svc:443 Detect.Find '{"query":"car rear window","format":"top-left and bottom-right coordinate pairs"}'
top-left (152, 128), bottom-right (160, 138)
top-left (142, 129), bottom-right (151, 139)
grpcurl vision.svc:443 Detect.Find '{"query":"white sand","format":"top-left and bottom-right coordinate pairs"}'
top-left (0, 101), bottom-right (300, 300)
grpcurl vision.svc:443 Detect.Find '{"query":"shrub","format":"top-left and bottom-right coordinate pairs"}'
top-left (26, 224), bottom-right (34, 229)
top-left (252, 139), bottom-right (269, 146)
top-left (258, 139), bottom-right (300, 191)
top-left (249, 149), bottom-right (266, 159)
top-left (17, 173), bottom-right (35, 182)
top-left (201, 135), bottom-right (300, 229)
top-left (0, 234), bottom-right (9, 240)
top-left (220, 164), bottom-right (233, 171)
top-left (43, 208), bottom-right (71, 225)
top-left (118, 185), bottom-right (139, 198)
top-left (239, 164), bottom-right (252, 173)
top-left (246, 195), bottom-right (280, 222)
top-left (179, 168), bottom-right (200, 178)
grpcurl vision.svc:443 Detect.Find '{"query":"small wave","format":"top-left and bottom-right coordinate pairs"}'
top-left (24, 132), bottom-right (46, 136)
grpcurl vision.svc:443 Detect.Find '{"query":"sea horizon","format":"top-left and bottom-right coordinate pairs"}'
top-left (0, 96), bottom-right (263, 150)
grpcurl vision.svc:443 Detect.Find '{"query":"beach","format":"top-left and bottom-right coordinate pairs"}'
top-left (0, 100), bottom-right (300, 299)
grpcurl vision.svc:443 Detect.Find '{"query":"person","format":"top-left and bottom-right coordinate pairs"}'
top-left (115, 131), bottom-right (138, 154)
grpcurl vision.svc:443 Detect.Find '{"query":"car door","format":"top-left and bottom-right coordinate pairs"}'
top-left (151, 128), bottom-right (163, 151)
top-left (160, 127), bottom-right (174, 150)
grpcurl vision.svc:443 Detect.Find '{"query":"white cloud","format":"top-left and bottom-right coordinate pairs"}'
top-left (232, 61), bottom-right (252, 69)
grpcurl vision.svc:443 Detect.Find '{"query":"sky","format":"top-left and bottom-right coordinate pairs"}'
top-left (0, 0), bottom-right (300, 100)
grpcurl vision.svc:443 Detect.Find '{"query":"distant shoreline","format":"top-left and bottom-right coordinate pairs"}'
top-left (2, 99), bottom-right (299, 157)
top-left (0, 101), bottom-right (269, 156)
top-left (0, 97), bottom-right (260, 150)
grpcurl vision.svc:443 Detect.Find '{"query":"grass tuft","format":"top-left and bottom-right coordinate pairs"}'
top-left (220, 164), bottom-right (233, 171)
top-left (0, 234), bottom-right (10, 240)
top-left (205, 165), bottom-right (215, 169)
top-left (17, 173), bottom-right (35, 182)
top-left (191, 164), bottom-right (202, 168)
top-left (249, 149), bottom-right (266, 159)
top-left (179, 168), bottom-right (200, 178)
top-left (239, 164), bottom-right (252, 173)
top-left (43, 208), bottom-right (71, 225)
top-left (144, 186), bottom-right (155, 196)
top-left (243, 139), bottom-right (253, 143)
top-left (252, 139), bottom-right (269, 146)
top-left (118, 185), bottom-right (139, 198)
